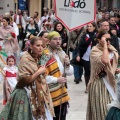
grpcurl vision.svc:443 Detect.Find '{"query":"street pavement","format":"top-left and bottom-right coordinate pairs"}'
top-left (0, 75), bottom-right (87, 120)
top-left (66, 75), bottom-right (87, 120)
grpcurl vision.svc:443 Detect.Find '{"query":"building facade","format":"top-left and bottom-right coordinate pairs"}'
top-left (1, 0), bottom-right (119, 17)
top-left (97, 0), bottom-right (120, 9)
top-left (0, 0), bottom-right (53, 17)
top-left (29, 0), bottom-right (53, 17)
top-left (0, 0), bottom-right (15, 15)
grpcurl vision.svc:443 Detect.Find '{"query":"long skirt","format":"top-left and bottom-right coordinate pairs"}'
top-left (0, 88), bottom-right (32, 120)
top-left (86, 78), bottom-right (112, 120)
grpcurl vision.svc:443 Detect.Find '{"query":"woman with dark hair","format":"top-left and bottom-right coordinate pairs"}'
top-left (0, 17), bottom-right (19, 62)
top-left (39, 31), bottom-right (49, 48)
top-left (0, 36), bottom-right (54, 120)
top-left (76, 22), bottom-right (98, 92)
top-left (54, 22), bottom-right (68, 54)
top-left (25, 17), bottom-right (39, 38)
top-left (21, 17), bottom-right (40, 51)
top-left (86, 30), bottom-right (119, 120)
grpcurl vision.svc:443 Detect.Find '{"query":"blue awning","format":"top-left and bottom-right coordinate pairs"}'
top-left (18, 0), bottom-right (26, 10)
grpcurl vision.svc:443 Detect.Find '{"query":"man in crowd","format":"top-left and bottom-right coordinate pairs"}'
top-left (12, 9), bottom-right (26, 46)
top-left (44, 31), bottom-right (73, 120)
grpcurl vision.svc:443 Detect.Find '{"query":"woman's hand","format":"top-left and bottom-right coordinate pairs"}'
top-left (63, 43), bottom-right (67, 47)
top-left (7, 37), bottom-right (13, 41)
top-left (31, 66), bottom-right (46, 81)
top-left (37, 66), bottom-right (46, 74)
top-left (57, 76), bottom-right (67, 83)
top-left (76, 56), bottom-right (80, 62)
top-left (64, 55), bottom-right (70, 65)
top-left (100, 37), bottom-right (108, 48)
top-left (115, 68), bottom-right (120, 74)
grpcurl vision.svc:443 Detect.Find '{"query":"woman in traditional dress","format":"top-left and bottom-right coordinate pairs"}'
top-left (25, 17), bottom-right (39, 38)
top-left (86, 30), bottom-right (119, 120)
top-left (0, 36), bottom-right (54, 120)
top-left (3, 55), bottom-right (18, 105)
top-left (0, 17), bottom-right (19, 57)
top-left (4, 13), bottom-right (19, 38)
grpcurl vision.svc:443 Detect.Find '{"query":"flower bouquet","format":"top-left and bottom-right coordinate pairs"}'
top-left (5, 32), bottom-right (16, 41)
top-left (38, 52), bottom-right (52, 66)
top-left (38, 52), bottom-right (52, 78)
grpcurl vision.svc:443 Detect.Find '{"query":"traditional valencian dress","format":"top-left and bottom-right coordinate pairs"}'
top-left (86, 43), bottom-right (118, 120)
top-left (105, 81), bottom-right (120, 120)
top-left (0, 25), bottom-right (19, 55)
top-left (3, 65), bottom-right (18, 105)
top-left (0, 51), bottom-right (54, 120)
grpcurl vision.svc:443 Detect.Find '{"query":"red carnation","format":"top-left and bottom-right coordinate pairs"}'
top-left (0, 46), bottom-right (2, 50)
top-left (11, 32), bottom-right (16, 38)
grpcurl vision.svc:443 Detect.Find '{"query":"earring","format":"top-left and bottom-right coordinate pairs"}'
top-left (31, 50), bottom-right (33, 54)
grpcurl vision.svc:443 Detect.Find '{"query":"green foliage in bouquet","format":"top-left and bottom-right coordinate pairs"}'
top-left (38, 52), bottom-right (52, 66)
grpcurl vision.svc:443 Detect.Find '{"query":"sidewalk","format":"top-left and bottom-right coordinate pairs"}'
top-left (0, 75), bottom-right (88, 120)
top-left (66, 75), bottom-right (87, 120)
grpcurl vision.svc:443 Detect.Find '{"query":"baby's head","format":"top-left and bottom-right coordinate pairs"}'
top-left (6, 55), bottom-right (16, 66)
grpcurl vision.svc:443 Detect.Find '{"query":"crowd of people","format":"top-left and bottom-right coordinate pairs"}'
top-left (0, 6), bottom-right (120, 120)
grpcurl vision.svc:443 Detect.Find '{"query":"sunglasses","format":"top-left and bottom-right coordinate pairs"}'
top-left (52, 37), bottom-right (62, 41)
top-left (106, 38), bottom-right (112, 42)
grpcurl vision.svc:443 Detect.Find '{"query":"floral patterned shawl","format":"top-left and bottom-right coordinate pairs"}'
top-left (16, 51), bottom-right (54, 120)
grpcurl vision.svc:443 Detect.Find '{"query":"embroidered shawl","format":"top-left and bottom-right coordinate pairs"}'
top-left (89, 43), bottom-right (118, 91)
top-left (16, 52), bottom-right (54, 120)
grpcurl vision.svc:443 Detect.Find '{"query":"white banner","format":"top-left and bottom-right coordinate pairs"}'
top-left (54, 0), bottom-right (96, 31)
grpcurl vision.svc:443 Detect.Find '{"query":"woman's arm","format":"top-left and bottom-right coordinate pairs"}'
top-left (31, 66), bottom-right (46, 80)
top-left (100, 37), bottom-right (109, 64)
top-left (17, 65), bottom-right (46, 88)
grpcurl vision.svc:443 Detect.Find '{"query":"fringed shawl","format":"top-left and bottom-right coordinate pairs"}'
top-left (16, 52), bottom-right (54, 120)
top-left (89, 43), bottom-right (118, 91)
